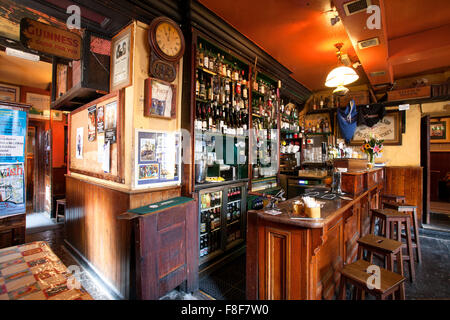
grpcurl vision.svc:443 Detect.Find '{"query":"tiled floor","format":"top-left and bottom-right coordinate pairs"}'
top-left (25, 224), bottom-right (450, 300)
top-left (25, 226), bottom-right (112, 300)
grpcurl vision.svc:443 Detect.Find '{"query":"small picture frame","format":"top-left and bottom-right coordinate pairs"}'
top-left (0, 83), bottom-right (20, 102)
top-left (110, 23), bottom-right (134, 92)
top-left (144, 77), bottom-right (176, 119)
top-left (430, 119), bottom-right (450, 143)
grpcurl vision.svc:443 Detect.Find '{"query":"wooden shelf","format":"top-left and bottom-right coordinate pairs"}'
top-left (51, 82), bottom-right (107, 111)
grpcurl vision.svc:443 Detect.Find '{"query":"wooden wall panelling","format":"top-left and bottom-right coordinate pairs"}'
top-left (66, 176), bottom-right (131, 298)
top-left (0, 214), bottom-right (26, 249)
top-left (314, 218), bottom-right (344, 300)
top-left (384, 167), bottom-right (423, 224)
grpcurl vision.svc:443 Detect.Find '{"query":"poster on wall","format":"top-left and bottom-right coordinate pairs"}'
top-left (0, 107), bottom-right (27, 216)
top-left (87, 105), bottom-right (97, 142)
top-left (135, 129), bottom-right (180, 188)
top-left (97, 105), bottom-right (105, 133)
top-left (104, 101), bottom-right (117, 144)
top-left (76, 127), bottom-right (83, 159)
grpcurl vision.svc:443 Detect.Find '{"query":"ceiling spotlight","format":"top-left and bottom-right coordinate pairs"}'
top-left (330, 15), bottom-right (340, 26)
top-left (352, 62), bottom-right (361, 68)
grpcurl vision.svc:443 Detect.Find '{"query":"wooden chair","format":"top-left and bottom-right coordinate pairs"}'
top-left (56, 199), bottom-right (66, 223)
top-left (338, 259), bottom-right (405, 300)
top-left (382, 201), bottom-right (421, 263)
top-left (370, 208), bottom-right (415, 282)
top-left (355, 234), bottom-right (405, 299)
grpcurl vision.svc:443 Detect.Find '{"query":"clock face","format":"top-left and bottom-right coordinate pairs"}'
top-left (155, 22), bottom-right (182, 57)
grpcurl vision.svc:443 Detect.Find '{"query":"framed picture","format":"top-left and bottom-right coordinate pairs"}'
top-left (110, 23), bottom-right (134, 92)
top-left (144, 77), bottom-right (176, 119)
top-left (135, 129), bottom-right (181, 189)
top-left (0, 83), bottom-right (20, 102)
top-left (430, 118), bottom-right (450, 143)
top-left (350, 111), bottom-right (402, 146)
top-left (51, 110), bottom-right (63, 121)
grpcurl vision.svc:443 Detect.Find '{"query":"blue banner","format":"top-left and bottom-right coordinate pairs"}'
top-left (0, 108), bottom-right (27, 216)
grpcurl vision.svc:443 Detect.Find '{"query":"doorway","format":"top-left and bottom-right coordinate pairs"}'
top-left (421, 113), bottom-right (450, 232)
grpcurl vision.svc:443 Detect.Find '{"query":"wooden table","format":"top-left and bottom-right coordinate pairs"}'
top-left (0, 241), bottom-right (92, 300)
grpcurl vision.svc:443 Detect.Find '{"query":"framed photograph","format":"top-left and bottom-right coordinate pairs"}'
top-left (135, 129), bottom-right (181, 189)
top-left (0, 83), bottom-right (20, 102)
top-left (110, 23), bottom-right (134, 92)
top-left (350, 111), bottom-right (402, 146)
top-left (144, 77), bottom-right (176, 119)
top-left (430, 118), bottom-right (450, 143)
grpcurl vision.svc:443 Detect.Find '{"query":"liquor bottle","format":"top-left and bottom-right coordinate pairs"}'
top-left (198, 43), bottom-right (204, 68)
top-left (202, 103), bottom-right (207, 131)
top-left (221, 55), bottom-right (227, 76)
top-left (199, 73), bottom-right (206, 100)
top-left (206, 77), bottom-right (213, 101)
top-left (209, 53), bottom-right (215, 71)
top-left (195, 102), bottom-right (202, 130)
top-left (216, 53), bottom-right (222, 74)
top-left (319, 96), bottom-right (324, 109)
top-left (203, 48), bottom-right (209, 69)
top-left (195, 70), bottom-right (200, 97)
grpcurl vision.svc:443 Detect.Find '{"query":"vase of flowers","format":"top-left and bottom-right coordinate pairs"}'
top-left (360, 136), bottom-right (384, 169)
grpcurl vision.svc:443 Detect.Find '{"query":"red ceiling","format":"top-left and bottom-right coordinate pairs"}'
top-left (199, 0), bottom-right (450, 92)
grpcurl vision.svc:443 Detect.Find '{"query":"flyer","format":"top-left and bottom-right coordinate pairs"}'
top-left (76, 127), bottom-right (83, 159)
top-left (97, 105), bottom-right (105, 133)
top-left (104, 101), bottom-right (117, 144)
top-left (88, 105), bottom-right (97, 142)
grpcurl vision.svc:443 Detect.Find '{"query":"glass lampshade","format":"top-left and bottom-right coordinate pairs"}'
top-left (325, 66), bottom-right (359, 87)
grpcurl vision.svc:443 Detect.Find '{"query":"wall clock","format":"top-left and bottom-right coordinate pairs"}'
top-left (148, 17), bottom-right (185, 82)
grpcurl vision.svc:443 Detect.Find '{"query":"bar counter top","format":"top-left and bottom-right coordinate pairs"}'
top-left (250, 167), bottom-right (383, 229)
top-left (250, 190), bottom-right (364, 229)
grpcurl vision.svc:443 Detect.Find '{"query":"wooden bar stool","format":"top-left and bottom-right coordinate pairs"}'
top-left (56, 199), bottom-right (66, 223)
top-left (338, 259), bottom-right (405, 300)
top-left (370, 208), bottom-right (415, 282)
top-left (382, 201), bottom-right (421, 263)
top-left (355, 234), bottom-right (405, 299)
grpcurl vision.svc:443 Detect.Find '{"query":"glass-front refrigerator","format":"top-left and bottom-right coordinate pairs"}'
top-left (198, 182), bottom-right (247, 269)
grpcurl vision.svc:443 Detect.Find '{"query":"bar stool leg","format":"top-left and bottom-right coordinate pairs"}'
top-left (412, 208), bottom-right (422, 263)
top-left (56, 203), bottom-right (60, 223)
top-left (370, 214), bottom-right (376, 235)
top-left (338, 275), bottom-right (347, 300)
top-left (405, 218), bottom-right (415, 282)
top-left (397, 250), bottom-right (405, 300)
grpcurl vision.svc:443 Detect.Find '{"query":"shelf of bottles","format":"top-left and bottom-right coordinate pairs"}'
top-left (194, 37), bottom-right (250, 185)
top-left (198, 183), bottom-right (247, 266)
top-left (250, 72), bottom-right (280, 184)
top-left (280, 102), bottom-right (301, 155)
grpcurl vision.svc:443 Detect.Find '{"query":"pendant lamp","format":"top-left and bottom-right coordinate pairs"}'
top-left (325, 43), bottom-right (358, 89)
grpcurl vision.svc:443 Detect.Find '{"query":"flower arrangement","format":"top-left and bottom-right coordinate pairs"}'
top-left (360, 135), bottom-right (384, 167)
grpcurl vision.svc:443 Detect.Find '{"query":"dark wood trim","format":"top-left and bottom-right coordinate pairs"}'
top-left (421, 115), bottom-right (431, 224)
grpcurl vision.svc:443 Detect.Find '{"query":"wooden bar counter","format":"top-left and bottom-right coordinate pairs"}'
top-left (246, 168), bottom-right (383, 300)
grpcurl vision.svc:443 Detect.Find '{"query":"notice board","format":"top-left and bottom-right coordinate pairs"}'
top-left (0, 102), bottom-right (28, 216)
